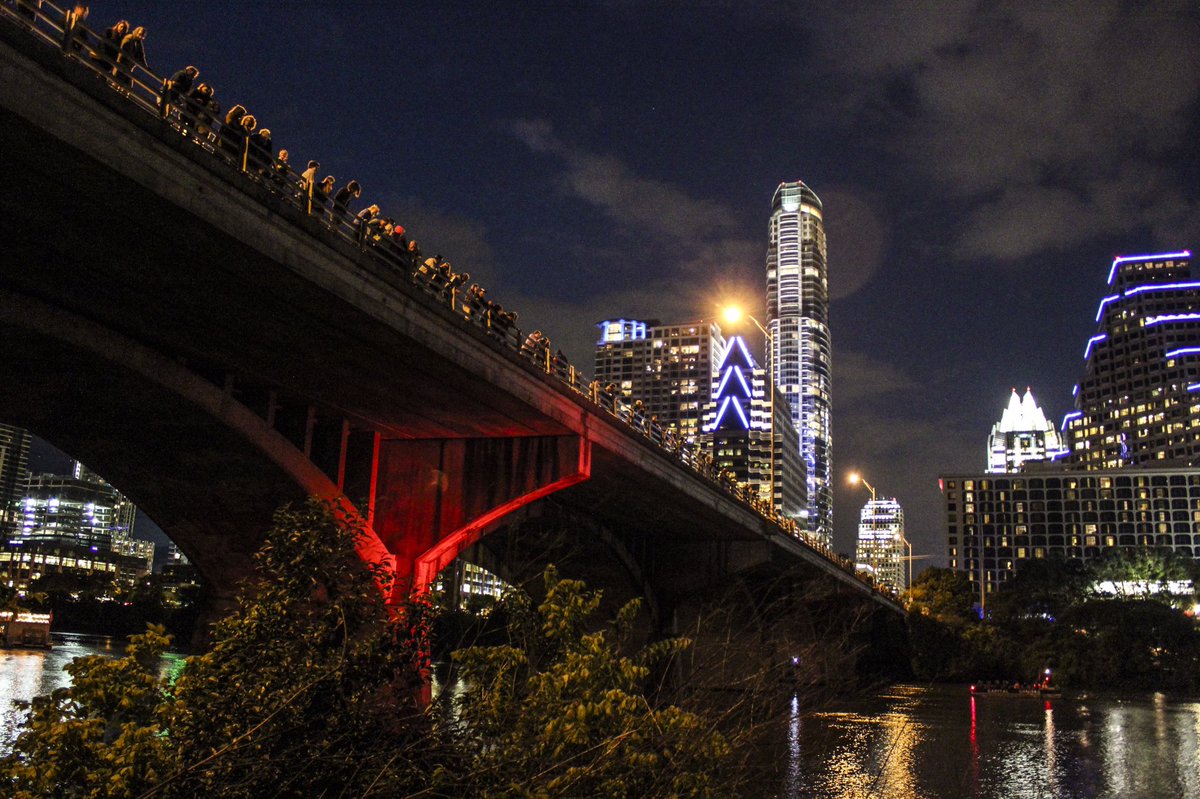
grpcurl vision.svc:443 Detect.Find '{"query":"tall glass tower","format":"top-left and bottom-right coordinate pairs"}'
top-left (766, 181), bottom-right (831, 545)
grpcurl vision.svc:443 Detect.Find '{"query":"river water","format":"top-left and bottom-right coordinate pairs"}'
top-left (778, 683), bottom-right (1200, 799)
top-left (3, 642), bottom-right (1198, 797)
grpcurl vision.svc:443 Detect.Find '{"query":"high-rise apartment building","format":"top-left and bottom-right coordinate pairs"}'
top-left (987, 388), bottom-right (1064, 473)
top-left (942, 250), bottom-right (1200, 599)
top-left (701, 335), bottom-right (806, 519)
top-left (855, 498), bottom-right (906, 593)
top-left (766, 181), bottom-right (832, 544)
top-left (0, 424), bottom-right (31, 537)
top-left (1064, 251), bottom-right (1199, 467)
top-left (593, 318), bottom-right (725, 445)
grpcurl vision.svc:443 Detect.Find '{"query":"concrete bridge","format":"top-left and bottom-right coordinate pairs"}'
top-left (0, 8), bottom-right (903, 683)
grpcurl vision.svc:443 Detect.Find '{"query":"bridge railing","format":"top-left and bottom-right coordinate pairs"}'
top-left (0, 2), bottom-right (897, 603)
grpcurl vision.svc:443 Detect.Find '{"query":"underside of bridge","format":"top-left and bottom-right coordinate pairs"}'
top-left (0, 24), bottom-right (903, 673)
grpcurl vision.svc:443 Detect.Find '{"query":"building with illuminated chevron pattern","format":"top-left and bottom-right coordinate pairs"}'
top-left (701, 335), bottom-right (806, 520)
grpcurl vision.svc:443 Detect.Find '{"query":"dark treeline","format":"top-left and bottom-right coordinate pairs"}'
top-left (906, 550), bottom-right (1200, 691)
top-left (9, 571), bottom-right (202, 644)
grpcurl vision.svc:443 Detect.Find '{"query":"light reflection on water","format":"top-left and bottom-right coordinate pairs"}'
top-left (779, 684), bottom-right (1200, 799)
top-left (1, 633), bottom-right (186, 754)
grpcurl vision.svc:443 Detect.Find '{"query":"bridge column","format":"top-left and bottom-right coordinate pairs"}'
top-left (372, 434), bottom-right (591, 601)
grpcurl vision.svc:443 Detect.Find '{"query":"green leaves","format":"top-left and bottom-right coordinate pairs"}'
top-left (1, 501), bottom-right (737, 798)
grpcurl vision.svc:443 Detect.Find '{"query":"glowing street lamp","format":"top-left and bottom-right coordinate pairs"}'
top-left (720, 305), bottom-right (775, 510)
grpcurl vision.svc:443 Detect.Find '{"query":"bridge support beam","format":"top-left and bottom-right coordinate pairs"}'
top-left (372, 435), bottom-right (591, 600)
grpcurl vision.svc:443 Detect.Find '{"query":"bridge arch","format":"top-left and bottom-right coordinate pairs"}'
top-left (0, 291), bottom-right (394, 602)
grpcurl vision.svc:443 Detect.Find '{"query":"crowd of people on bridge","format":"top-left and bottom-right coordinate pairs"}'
top-left (3, 0), bottom-right (873, 582)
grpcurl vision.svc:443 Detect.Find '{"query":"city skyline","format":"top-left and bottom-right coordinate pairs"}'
top-left (12, 2), bottom-right (1200, 566)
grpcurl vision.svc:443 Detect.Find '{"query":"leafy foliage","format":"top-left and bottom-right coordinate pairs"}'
top-left (904, 555), bottom-right (1200, 688)
top-left (444, 567), bottom-right (733, 797)
top-left (1, 500), bottom-right (738, 798)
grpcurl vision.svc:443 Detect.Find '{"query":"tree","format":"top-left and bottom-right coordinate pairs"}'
top-left (1, 501), bottom-right (740, 797)
top-left (443, 567), bottom-right (735, 797)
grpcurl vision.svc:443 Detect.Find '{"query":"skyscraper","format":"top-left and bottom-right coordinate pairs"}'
top-left (766, 180), bottom-right (832, 544)
top-left (1064, 251), bottom-right (1198, 467)
top-left (0, 424), bottom-right (31, 537)
top-left (987, 388), bottom-right (1064, 473)
top-left (701, 335), bottom-right (806, 519)
top-left (855, 498), bottom-right (906, 593)
top-left (941, 249), bottom-right (1200, 599)
top-left (593, 318), bottom-right (725, 445)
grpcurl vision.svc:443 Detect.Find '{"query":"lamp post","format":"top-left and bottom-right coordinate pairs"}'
top-left (722, 306), bottom-right (775, 512)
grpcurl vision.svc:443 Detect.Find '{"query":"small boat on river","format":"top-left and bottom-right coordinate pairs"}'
top-left (0, 610), bottom-right (53, 648)
top-left (971, 669), bottom-right (1061, 698)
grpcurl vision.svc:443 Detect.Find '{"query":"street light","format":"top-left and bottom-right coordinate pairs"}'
top-left (721, 306), bottom-right (775, 512)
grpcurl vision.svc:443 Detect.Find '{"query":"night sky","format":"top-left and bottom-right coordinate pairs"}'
top-left (31, 1), bottom-right (1200, 570)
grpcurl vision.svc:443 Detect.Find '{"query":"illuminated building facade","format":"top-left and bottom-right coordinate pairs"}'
top-left (0, 423), bottom-right (31, 537)
top-left (855, 498), bottom-right (906, 593)
top-left (987, 388), bottom-right (1064, 473)
top-left (701, 335), bottom-right (806, 519)
top-left (942, 250), bottom-right (1200, 598)
top-left (1063, 251), bottom-right (1199, 466)
top-left (593, 318), bottom-right (725, 444)
top-left (942, 468), bottom-right (1200, 599)
top-left (766, 180), bottom-right (832, 545)
top-left (1, 460), bottom-right (152, 593)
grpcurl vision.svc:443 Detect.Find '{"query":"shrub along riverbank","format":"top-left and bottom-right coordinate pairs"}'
top-left (905, 553), bottom-right (1200, 691)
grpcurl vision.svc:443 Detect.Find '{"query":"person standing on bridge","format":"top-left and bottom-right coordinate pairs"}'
top-left (92, 19), bottom-right (127, 75)
top-left (162, 65), bottom-right (198, 125)
top-left (116, 26), bottom-right (148, 89)
top-left (60, 3), bottom-right (89, 54)
top-left (218, 104), bottom-right (247, 159)
top-left (334, 180), bottom-right (362, 221)
top-left (314, 175), bottom-right (336, 223)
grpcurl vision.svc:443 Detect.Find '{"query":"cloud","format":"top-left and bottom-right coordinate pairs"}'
top-left (822, 187), bottom-right (889, 299)
top-left (509, 119), bottom-right (740, 245)
top-left (836, 350), bottom-right (920, 405)
top-left (807, 0), bottom-right (1200, 262)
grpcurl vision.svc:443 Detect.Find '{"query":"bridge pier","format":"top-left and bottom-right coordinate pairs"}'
top-left (371, 435), bottom-right (590, 600)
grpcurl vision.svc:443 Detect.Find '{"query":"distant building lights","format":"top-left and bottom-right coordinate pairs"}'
top-left (1095, 295), bottom-right (1120, 321)
top-left (1187, 383), bottom-right (1200, 393)
top-left (1123, 281), bottom-right (1200, 298)
top-left (1144, 313), bottom-right (1200, 327)
top-left (1165, 347), bottom-right (1200, 359)
top-left (1084, 334), bottom-right (1107, 360)
top-left (1107, 250), bottom-right (1192, 284)
top-left (1072, 384), bottom-right (1079, 396)
top-left (1061, 411), bottom-right (1083, 430)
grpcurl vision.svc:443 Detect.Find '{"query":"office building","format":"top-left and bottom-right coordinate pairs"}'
top-left (594, 318), bottom-right (725, 444)
top-left (1, 460), bottom-right (152, 593)
top-left (855, 498), bottom-right (906, 593)
top-left (0, 424), bottom-right (31, 537)
top-left (987, 388), bottom-right (1064, 473)
top-left (1064, 250), bottom-right (1199, 467)
top-left (942, 250), bottom-right (1200, 598)
top-left (766, 180), bottom-right (832, 544)
top-left (701, 335), bottom-right (806, 519)
top-left (942, 468), bottom-right (1200, 601)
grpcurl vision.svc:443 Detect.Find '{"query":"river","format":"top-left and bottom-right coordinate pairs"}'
top-left (3, 642), bottom-right (1198, 797)
top-left (778, 683), bottom-right (1200, 799)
